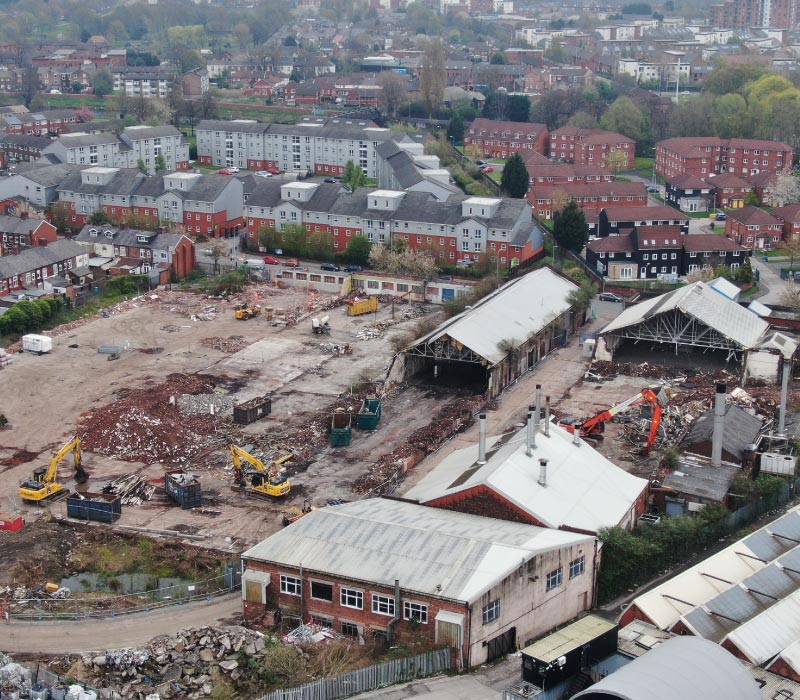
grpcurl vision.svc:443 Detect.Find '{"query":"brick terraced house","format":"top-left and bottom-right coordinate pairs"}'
top-left (656, 137), bottom-right (793, 181)
top-left (241, 498), bottom-right (597, 667)
top-left (0, 215), bottom-right (57, 256)
top-left (74, 224), bottom-right (196, 281)
top-left (245, 181), bottom-right (544, 268)
top-left (726, 206), bottom-right (784, 249)
top-left (0, 238), bottom-right (88, 296)
top-left (56, 168), bottom-right (243, 237)
top-left (464, 118), bottom-right (550, 159)
top-left (528, 181), bottom-right (647, 219)
top-left (548, 127), bottom-right (635, 170)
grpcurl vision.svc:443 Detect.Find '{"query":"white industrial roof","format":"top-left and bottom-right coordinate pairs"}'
top-left (757, 331), bottom-right (798, 360)
top-left (408, 267), bottom-right (579, 366)
top-left (404, 420), bottom-right (647, 534)
top-left (724, 590), bottom-right (800, 664)
top-left (710, 276), bottom-right (741, 301)
top-left (601, 281), bottom-right (769, 349)
top-left (626, 506), bottom-right (800, 630)
top-left (242, 498), bottom-right (592, 603)
top-left (573, 637), bottom-right (760, 700)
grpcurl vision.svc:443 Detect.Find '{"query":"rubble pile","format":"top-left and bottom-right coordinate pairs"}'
top-left (84, 625), bottom-right (271, 700)
top-left (0, 656), bottom-right (32, 696)
top-left (588, 361), bottom-right (738, 386)
top-left (283, 622), bottom-right (344, 645)
top-left (353, 395), bottom-right (485, 495)
top-left (0, 347), bottom-right (12, 369)
top-left (199, 336), bottom-right (250, 353)
top-left (77, 374), bottom-right (226, 465)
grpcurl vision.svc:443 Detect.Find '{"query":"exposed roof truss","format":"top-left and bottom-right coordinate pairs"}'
top-left (605, 308), bottom-right (742, 362)
top-left (404, 334), bottom-right (488, 365)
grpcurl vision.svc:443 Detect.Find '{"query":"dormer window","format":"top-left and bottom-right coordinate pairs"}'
top-left (104, 230), bottom-right (114, 238)
top-left (137, 235), bottom-right (149, 243)
top-left (89, 228), bottom-right (98, 236)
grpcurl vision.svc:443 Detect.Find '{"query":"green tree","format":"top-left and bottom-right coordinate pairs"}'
top-left (600, 96), bottom-right (646, 144)
top-left (553, 201), bottom-right (589, 254)
top-left (501, 153), bottom-right (529, 198)
top-left (446, 114), bottom-right (465, 145)
top-left (93, 69), bottom-right (114, 97)
top-left (712, 93), bottom-right (749, 138)
top-left (341, 160), bottom-right (366, 190)
top-left (507, 95), bottom-right (531, 123)
top-left (137, 158), bottom-right (148, 174)
top-left (89, 210), bottom-right (111, 225)
top-left (377, 71), bottom-right (407, 119)
top-left (489, 52), bottom-right (507, 65)
top-left (155, 153), bottom-right (167, 172)
top-left (703, 61), bottom-right (768, 95)
top-left (344, 235), bottom-right (372, 265)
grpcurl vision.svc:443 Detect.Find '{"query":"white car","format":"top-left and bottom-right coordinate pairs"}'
top-left (255, 171), bottom-right (273, 178)
top-left (227, 166), bottom-right (240, 173)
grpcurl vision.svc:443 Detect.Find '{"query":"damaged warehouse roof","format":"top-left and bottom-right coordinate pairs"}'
top-left (602, 281), bottom-right (769, 350)
top-left (404, 419), bottom-right (648, 534)
top-left (241, 498), bottom-right (592, 602)
top-left (404, 267), bottom-right (578, 367)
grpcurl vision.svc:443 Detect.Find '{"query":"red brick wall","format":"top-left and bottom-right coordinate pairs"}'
top-left (618, 602), bottom-right (655, 628)
top-left (425, 486), bottom-right (545, 526)
top-left (767, 657), bottom-right (800, 682)
top-left (241, 559), bottom-right (470, 659)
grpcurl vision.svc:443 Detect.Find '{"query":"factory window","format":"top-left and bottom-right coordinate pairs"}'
top-left (310, 581), bottom-right (333, 602)
top-left (569, 556), bottom-right (585, 579)
top-left (546, 567), bottom-right (563, 591)
top-left (340, 587), bottom-right (364, 610)
top-left (372, 594), bottom-right (395, 616)
top-left (482, 600), bottom-right (501, 624)
top-left (280, 575), bottom-right (302, 596)
top-left (341, 622), bottom-right (360, 638)
top-left (403, 600), bottom-right (428, 624)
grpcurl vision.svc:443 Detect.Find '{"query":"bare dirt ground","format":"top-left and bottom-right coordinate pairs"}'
top-left (0, 283), bottom-right (449, 553)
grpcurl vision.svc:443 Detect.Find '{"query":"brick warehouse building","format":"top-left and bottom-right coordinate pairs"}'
top-left (655, 137), bottom-right (793, 181)
top-left (548, 127), bottom-right (635, 171)
top-left (245, 181), bottom-right (544, 269)
top-left (241, 498), bottom-right (597, 667)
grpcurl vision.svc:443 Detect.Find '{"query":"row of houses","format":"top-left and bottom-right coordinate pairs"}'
top-left (656, 137), bottom-right (793, 180)
top-left (245, 180), bottom-right (543, 268)
top-left (466, 120), bottom-right (636, 171)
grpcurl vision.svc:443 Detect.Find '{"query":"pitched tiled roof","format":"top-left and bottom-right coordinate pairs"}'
top-left (728, 206), bottom-right (781, 225)
top-left (682, 234), bottom-right (748, 252)
top-left (602, 205), bottom-right (689, 222)
top-left (587, 234), bottom-right (634, 253)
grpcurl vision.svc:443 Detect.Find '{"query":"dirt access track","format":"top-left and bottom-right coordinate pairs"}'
top-left (0, 283), bottom-right (450, 552)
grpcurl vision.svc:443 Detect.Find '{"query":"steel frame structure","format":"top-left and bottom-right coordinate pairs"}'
top-left (605, 309), bottom-right (743, 362)
top-left (404, 335), bottom-right (489, 365)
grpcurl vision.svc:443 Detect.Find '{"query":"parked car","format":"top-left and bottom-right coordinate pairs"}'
top-left (476, 159), bottom-right (487, 166)
top-left (283, 258), bottom-right (301, 267)
top-left (255, 171), bottom-right (273, 178)
top-left (323, 177), bottom-right (338, 183)
top-left (482, 166), bottom-right (494, 173)
top-left (218, 168), bottom-right (235, 175)
top-left (344, 264), bottom-right (362, 272)
top-left (266, 167), bottom-right (281, 175)
top-left (598, 292), bottom-right (623, 303)
top-left (716, 212), bottom-right (727, 221)
top-left (263, 255), bottom-right (281, 265)
top-left (321, 262), bottom-right (341, 271)
top-left (228, 166), bottom-right (240, 173)
top-left (646, 185), bottom-right (660, 194)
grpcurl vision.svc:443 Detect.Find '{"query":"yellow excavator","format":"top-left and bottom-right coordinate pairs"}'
top-left (234, 303), bottom-right (261, 320)
top-left (19, 435), bottom-right (88, 504)
top-left (229, 443), bottom-right (292, 498)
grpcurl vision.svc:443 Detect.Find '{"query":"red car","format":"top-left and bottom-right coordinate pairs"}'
top-left (482, 165), bottom-right (494, 173)
top-left (263, 255), bottom-right (281, 265)
top-left (266, 167), bottom-right (281, 175)
top-left (218, 168), bottom-right (234, 175)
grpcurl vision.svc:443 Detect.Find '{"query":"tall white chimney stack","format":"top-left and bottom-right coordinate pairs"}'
top-left (711, 383), bottom-right (726, 467)
top-left (538, 458), bottom-right (549, 487)
top-left (478, 412), bottom-right (487, 465)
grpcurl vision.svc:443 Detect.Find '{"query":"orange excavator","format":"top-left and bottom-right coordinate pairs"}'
top-left (559, 388), bottom-right (665, 449)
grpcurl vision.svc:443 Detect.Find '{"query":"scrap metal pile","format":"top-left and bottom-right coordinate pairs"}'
top-left (77, 374), bottom-right (227, 465)
top-left (199, 336), bottom-right (250, 354)
top-left (102, 474), bottom-right (156, 505)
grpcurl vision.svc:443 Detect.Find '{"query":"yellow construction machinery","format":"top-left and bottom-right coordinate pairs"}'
top-left (19, 435), bottom-right (88, 504)
top-left (229, 443), bottom-right (291, 498)
top-left (234, 303), bottom-right (261, 320)
top-left (282, 500), bottom-right (315, 526)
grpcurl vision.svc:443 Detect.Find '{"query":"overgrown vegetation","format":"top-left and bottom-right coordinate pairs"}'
top-left (442, 274), bottom-right (504, 318)
top-left (598, 475), bottom-right (788, 603)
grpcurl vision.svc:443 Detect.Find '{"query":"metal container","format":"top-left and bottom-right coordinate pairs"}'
top-left (233, 395), bottom-right (272, 425)
top-left (330, 410), bottom-right (353, 447)
top-left (164, 470), bottom-right (202, 509)
top-left (345, 296), bottom-right (378, 317)
top-left (357, 398), bottom-right (382, 430)
top-left (66, 492), bottom-right (122, 523)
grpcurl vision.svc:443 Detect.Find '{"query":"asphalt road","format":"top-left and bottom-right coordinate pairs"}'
top-left (0, 594), bottom-right (242, 654)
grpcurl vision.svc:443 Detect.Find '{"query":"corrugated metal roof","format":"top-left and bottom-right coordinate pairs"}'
top-left (601, 281), bottom-right (770, 349)
top-left (724, 590), bottom-right (800, 664)
top-left (242, 498), bottom-right (592, 603)
top-left (407, 268), bottom-right (578, 366)
top-left (627, 507), bottom-right (800, 631)
top-left (404, 420), bottom-right (647, 534)
top-left (662, 461), bottom-right (739, 501)
top-left (573, 637), bottom-right (760, 700)
top-left (521, 615), bottom-right (617, 662)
